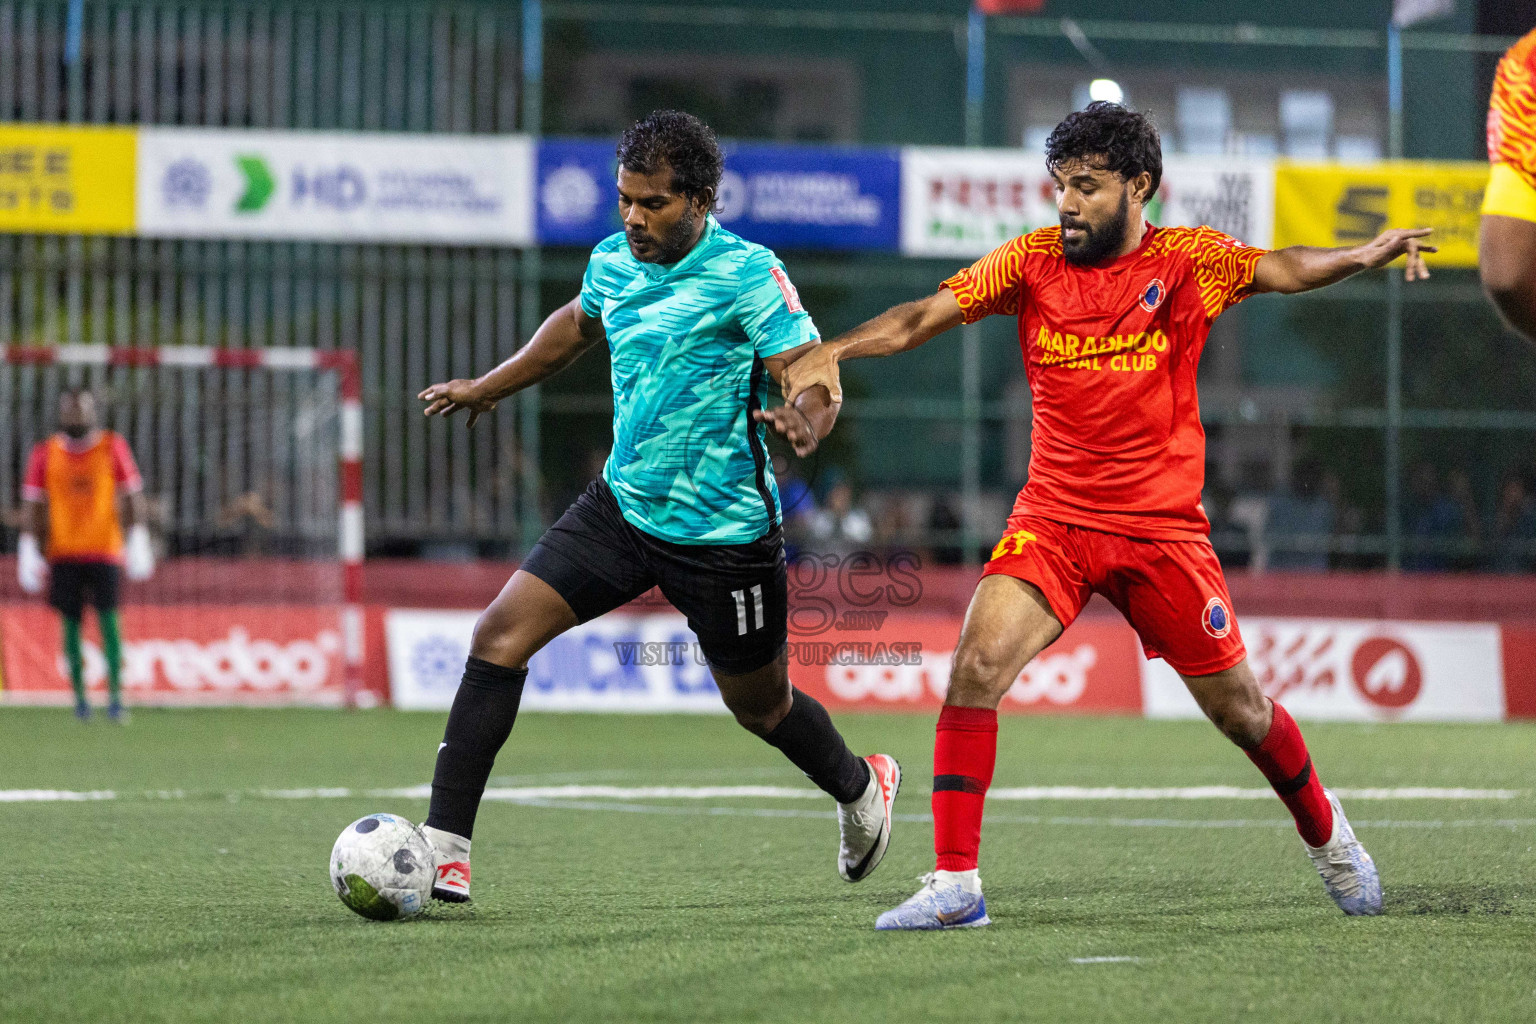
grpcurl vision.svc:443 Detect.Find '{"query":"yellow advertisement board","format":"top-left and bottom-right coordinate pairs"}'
top-left (0, 124), bottom-right (136, 234)
top-left (1273, 161), bottom-right (1489, 268)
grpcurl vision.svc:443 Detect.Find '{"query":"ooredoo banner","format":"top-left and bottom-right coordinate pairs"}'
top-left (898, 148), bottom-right (1274, 258)
top-left (795, 614), bottom-right (1143, 714)
top-left (0, 604), bottom-right (366, 706)
top-left (1141, 618), bottom-right (1507, 722)
top-left (136, 128), bottom-right (535, 244)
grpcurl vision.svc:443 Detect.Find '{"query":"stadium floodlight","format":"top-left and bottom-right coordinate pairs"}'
top-left (1089, 79), bottom-right (1124, 105)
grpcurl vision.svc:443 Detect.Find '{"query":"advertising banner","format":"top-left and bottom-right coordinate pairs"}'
top-left (0, 125), bottom-right (136, 235)
top-left (899, 147), bottom-right (1052, 258)
top-left (0, 604), bottom-right (367, 706)
top-left (385, 608), bottom-right (1144, 715)
top-left (537, 139), bottom-right (619, 246)
top-left (1497, 624), bottom-right (1536, 719)
top-left (386, 609), bottom-right (726, 713)
top-left (536, 138), bottom-right (902, 251)
top-left (797, 614), bottom-right (1144, 714)
top-left (1141, 618), bottom-right (1506, 722)
top-left (899, 147), bottom-right (1274, 258)
top-left (1273, 161), bottom-right (1487, 267)
top-left (136, 128), bottom-right (535, 245)
top-left (1156, 156), bottom-right (1275, 249)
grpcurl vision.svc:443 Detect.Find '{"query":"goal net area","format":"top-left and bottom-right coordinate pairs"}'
top-left (0, 346), bottom-right (369, 707)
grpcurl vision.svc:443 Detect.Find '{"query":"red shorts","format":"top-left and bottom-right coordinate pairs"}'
top-left (982, 514), bottom-right (1245, 677)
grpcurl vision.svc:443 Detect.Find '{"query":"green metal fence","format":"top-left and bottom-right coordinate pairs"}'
top-left (0, 1), bottom-right (1528, 570)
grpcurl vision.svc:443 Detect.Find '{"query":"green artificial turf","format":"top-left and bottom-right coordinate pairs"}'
top-left (3, 708), bottom-right (1534, 1023)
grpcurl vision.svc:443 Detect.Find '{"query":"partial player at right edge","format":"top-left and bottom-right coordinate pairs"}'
top-left (1479, 25), bottom-right (1536, 344)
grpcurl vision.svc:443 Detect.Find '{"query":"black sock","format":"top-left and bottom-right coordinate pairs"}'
top-left (425, 657), bottom-right (528, 840)
top-left (763, 688), bottom-right (872, 804)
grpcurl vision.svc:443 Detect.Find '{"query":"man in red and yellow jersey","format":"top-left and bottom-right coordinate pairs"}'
top-left (18, 388), bottom-right (154, 721)
top-left (1481, 25), bottom-right (1536, 342)
top-left (782, 102), bottom-right (1434, 930)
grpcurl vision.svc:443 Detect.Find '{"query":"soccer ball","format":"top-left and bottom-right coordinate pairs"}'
top-left (329, 813), bottom-right (435, 921)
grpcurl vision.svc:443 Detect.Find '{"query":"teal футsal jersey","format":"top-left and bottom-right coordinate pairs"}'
top-left (579, 215), bottom-right (819, 544)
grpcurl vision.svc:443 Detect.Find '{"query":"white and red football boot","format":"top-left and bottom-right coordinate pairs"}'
top-left (837, 754), bottom-right (902, 882)
top-left (422, 825), bottom-right (472, 903)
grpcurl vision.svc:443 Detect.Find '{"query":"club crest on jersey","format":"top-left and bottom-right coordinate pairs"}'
top-left (1202, 597), bottom-right (1232, 639)
top-left (1138, 278), bottom-right (1166, 313)
top-left (770, 267), bottom-right (803, 312)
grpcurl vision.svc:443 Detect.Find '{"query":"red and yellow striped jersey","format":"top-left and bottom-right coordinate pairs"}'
top-left (942, 223), bottom-right (1267, 540)
top-left (1488, 27), bottom-right (1536, 189)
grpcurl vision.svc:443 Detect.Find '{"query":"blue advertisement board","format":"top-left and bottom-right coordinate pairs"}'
top-left (536, 139), bottom-right (621, 246)
top-left (535, 138), bottom-right (901, 252)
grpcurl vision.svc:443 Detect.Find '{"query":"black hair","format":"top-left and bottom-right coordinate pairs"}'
top-left (1045, 101), bottom-right (1163, 196)
top-left (616, 109), bottom-right (724, 208)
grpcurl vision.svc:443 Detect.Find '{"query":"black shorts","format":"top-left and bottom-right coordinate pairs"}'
top-left (520, 479), bottom-right (788, 675)
top-left (48, 561), bottom-right (121, 619)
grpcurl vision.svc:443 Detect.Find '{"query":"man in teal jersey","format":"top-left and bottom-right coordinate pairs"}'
top-left (413, 111), bottom-right (901, 906)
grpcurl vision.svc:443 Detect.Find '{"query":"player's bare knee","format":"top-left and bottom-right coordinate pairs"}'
top-left (468, 608), bottom-right (532, 669)
top-left (1203, 690), bottom-right (1269, 748)
top-left (947, 642), bottom-right (1017, 708)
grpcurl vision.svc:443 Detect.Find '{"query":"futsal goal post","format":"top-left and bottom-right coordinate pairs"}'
top-left (0, 345), bottom-right (367, 707)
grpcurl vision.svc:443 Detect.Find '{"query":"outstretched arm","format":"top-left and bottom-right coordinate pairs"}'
top-left (753, 341), bottom-right (843, 458)
top-left (781, 289), bottom-right (965, 405)
top-left (419, 297), bottom-right (605, 428)
top-left (1252, 228), bottom-right (1435, 295)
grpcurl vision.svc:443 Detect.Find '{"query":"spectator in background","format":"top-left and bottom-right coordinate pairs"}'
top-left (1323, 471), bottom-right (1370, 570)
top-left (773, 453), bottom-right (816, 523)
top-left (805, 468), bottom-right (873, 557)
top-left (1266, 459), bottom-right (1336, 571)
top-left (927, 495), bottom-right (963, 566)
top-left (1404, 462), bottom-right (1481, 571)
top-left (1491, 470), bottom-right (1536, 573)
top-left (773, 453), bottom-right (817, 556)
top-left (1200, 476), bottom-right (1252, 570)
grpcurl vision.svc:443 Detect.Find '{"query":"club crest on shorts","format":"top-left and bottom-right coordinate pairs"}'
top-left (1202, 597), bottom-right (1232, 639)
top-left (1138, 278), bottom-right (1166, 312)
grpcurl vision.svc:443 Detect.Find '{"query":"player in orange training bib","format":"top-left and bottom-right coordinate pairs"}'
top-left (18, 388), bottom-right (154, 722)
top-left (784, 101), bottom-right (1435, 930)
top-left (1480, 26), bottom-right (1536, 343)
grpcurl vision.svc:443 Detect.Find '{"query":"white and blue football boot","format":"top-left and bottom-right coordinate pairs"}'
top-left (875, 871), bottom-right (991, 931)
top-left (1304, 789), bottom-right (1381, 916)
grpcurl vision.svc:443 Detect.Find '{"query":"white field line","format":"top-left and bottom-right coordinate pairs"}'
top-left (0, 784), bottom-right (1527, 803)
top-left (494, 799), bottom-right (1536, 830)
top-left (4, 786), bottom-right (1535, 829)
top-left (989, 786), bottom-right (1528, 801)
top-left (0, 789), bottom-right (117, 802)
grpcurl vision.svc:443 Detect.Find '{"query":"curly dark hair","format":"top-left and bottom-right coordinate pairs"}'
top-left (1045, 101), bottom-right (1162, 196)
top-left (617, 109), bottom-right (724, 207)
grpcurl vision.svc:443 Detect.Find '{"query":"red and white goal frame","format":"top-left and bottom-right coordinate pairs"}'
top-left (1, 344), bottom-right (366, 705)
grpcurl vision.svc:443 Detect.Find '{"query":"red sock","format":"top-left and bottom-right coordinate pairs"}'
top-left (1245, 701), bottom-right (1334, 847)
top-left (932, 705), bottom-right (998, 871)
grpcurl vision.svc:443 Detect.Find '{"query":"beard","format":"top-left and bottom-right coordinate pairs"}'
top-left (62, 423), bottom-right (90, 439)
top-left (1061, 189), bottom-right (1130, 266)
top-left (627, 205), bottom-right (700, 265)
